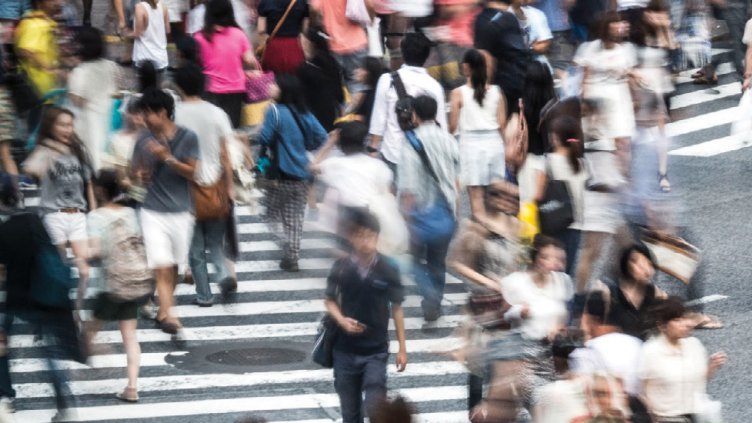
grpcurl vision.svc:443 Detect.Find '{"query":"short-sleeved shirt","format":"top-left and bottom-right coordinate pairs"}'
top-left (13, 10), bottom-right (59, 96)
top-left (257, 0), bottom-right (309, 37)
top-left (521, 6), bottom-right (553, 69)
top-left (574, 40), bottom-right (637, 85)
top-left (131, 127), bottom-right (200, 213)
top-left (175, 101), bottom-right (234, 186)
top-left (743, 18), bottom-right (752, 45)
top-left (533, 0), bottom-right (570, 32)
top-left (474, 8), bottom-right (530, 94)
top-left (195, 27), bottom-right (252, 93)
top-left (22, 140), bottom-right (91, 213)
top-left (310, 0), bottom-right (367, 54)
top-left (325, 255), bottom-right (404, 355)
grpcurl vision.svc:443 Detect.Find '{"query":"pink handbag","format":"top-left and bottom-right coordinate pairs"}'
top-left (245, 65), bottom-right (275, 103)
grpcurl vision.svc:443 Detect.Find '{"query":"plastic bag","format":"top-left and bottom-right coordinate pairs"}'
top-left (345, 0), bottom-right (371, 26)
top-left (731, 88), bottom-right (752, 145)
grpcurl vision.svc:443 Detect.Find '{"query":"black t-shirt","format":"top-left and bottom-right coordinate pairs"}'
top-left (258, 0), bottom-right (309, 38)
top-left (0, 213), bottom-right (47, 308)
top-left (474, 8), bottom-right (530, 99)
top-left (297, 57), bottom-right (344, 132)
top-left (325, 255), bottom-right (405, 355)
top-left (608, 282), bottom-right (659, 341)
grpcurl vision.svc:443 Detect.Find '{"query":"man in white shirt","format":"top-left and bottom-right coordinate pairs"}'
top-left (173, 64), bottom-right (236, 307)
top-left (368, 32), bottom-right (447, 174)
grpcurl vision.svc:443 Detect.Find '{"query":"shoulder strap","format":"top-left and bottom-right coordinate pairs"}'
top-left (269, 0), bottom-right (297, 42)
top-left (405, 129), bottom-right (451, 207)
top-left (391, 71), bottom-right (409, 100)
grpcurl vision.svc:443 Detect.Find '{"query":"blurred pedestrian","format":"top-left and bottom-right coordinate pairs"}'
top-left (369, 32), bottom-right (446, 175)
top-left (298, 26), bottom-right (345, 133)
top-left (195, 0), bottom-right (256, 128)
top-left (639, 297), bottom-right (727, 422)
top-left (398, 95), bottom-right (460, 321)
top-left (68, 27), bottom-right (122, 172)
top-left (448, 49), bottom-right (507, 223)
top-left (173, 64), bottom-right (236, 305)
top-left (22, 107), bottom-right (96, 316)
top-left (132, 0), bottom-right (170, 73)
top-left (309, 0), bottom-right (369, 93)
top-left (324, 209), bottom-right (408, 423)
top-left (346, 56), bottom-right (386, 125)
top-left (83, 170), bottom-right (146, 403)
top-left (0, 173), bottom-right (83, 422)
top-left (0, 47), bottom-right (19, 185)
top-left (256, 0), bottom-right (309, 74)
top-left (130, 88), bottom-right (199, 334)
top-left (258, 74), bottom-right (327, 272)
top-left (532, 0), bottom-right (576, 79)
top-left (474, 0), bottom-right (531, 114)
top-left (533, 116), bottom-right (586, 275)
top-left (515, 0), bottom-right (554, 71)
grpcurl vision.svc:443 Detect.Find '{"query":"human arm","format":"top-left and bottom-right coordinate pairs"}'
top-left (707, 351), bottom-right (727, 380)
top-left (532, 165), bottom-right (546, 203)
top-left (255, 16), bottom-right (268, 48)
top-left (497, 88), bottom-right (508, 133)
top-left (0, 142), bottom-right (18, 178)
top-left (310, 130), bottom-right (339, 172)
top-left (112, 0), bottom-right (127, 34)
top-left (131, 3), bottom-right (147, 38)
top-left (745, 45), bottom-right (752, 90)
top-left (392, 304), bottom-right (407, 372)
top-left (164, 4), bottom-right (171, 35)
top-left (86, 179), bottom-right (97, 210)
top-left (531, 39), bottom-right (551, 55)
top-left (147, 140), bottom-right (198, 180)
top-left (448, 88), bottom-right (462, 135)
top-left (324, 297), bottom-right (366, 335)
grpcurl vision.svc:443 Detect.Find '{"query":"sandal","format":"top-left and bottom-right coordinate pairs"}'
top-left (694, 314), bottom-right (723, 330)
top-left (659, 172), bottom-right (671, 193)
top-left (116, 387), bottom-right (139, 403)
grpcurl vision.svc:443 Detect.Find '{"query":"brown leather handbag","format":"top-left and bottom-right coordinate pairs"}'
top-left (192, 175), bottom-right (230, 221)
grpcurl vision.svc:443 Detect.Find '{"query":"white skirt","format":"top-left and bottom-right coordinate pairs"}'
top-left (459, 130), bottom-right (505, 187)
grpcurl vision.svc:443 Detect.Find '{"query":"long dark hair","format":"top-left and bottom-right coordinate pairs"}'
top-left (523, 61), bottom-right (556, 155)
top-left (275, 74), bottom-right (308, 113)
top-left (361, 56), bottom-right (385, 88)
top-left (202, 0), bottom-right (239, 42)
top-left (549, 116), bottom-right (583, 173)
top-left (462, 49), bottom-right (487, 106)
top-left (303, 26), bottom-right (341, 78)
top-left (36, 107), bottom-right (92, 171)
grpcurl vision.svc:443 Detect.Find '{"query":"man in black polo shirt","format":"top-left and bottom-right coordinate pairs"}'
top-left (474, 0), bottom-right (531, 114)
top-left (324, 209), bottom-right (407, 423)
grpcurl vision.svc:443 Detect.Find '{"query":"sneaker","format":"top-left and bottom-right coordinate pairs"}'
top-left (279, 258), bottom-right (299, 272)
top-left (191, 298), bottom-right (213, 308)
top-left (421, 299), bottom-right (442, 322)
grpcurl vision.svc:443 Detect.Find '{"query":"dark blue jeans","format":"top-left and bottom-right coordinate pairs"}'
top-left (410, 234), bottom-right (453, 312)
top-left (333, 350), bottom-right (388, 423)
top-left (189, 218), bottom-right (229, 304)
top-left (556, 228), bottom-right (581, 276)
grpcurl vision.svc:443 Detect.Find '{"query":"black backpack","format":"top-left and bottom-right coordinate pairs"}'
top-left (390, 72), bottom-right (415, 131)
top-left (538, 155), bottom-right (574, 236)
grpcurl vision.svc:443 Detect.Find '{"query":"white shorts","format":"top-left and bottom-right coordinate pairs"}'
top-left (140, 209), bottom-right (194, 272)
top-left (43, 212), bottom-right (88, 245)
top-left (459, 131), bottom-right (505, 187)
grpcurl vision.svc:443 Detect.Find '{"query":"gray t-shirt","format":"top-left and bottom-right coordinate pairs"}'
top-left (131, 127), bottom-right (200, 213)
top-left (22, 141), bottom-right (91, 213)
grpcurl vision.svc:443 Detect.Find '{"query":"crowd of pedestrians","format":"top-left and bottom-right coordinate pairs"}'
top-left (0, 0), bottom-right (743, 421)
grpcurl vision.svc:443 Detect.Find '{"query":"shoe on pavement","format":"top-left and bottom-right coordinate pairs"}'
top-left (51, 409), bottom-right (75, 422)
top-left (155, 318), bottom-right (180, 335)
top-left (191, 298), bottom-right (213, 308)
top-left (0, 397), bottom-right (14, 413)
top-left (279, 258), bottom-right (299, 272)
top-left (218, 277), bottom-right (238, 295)
top-left (421, 300), bottom-right (442, 322)
top-left (116, 387), bottom-right (139, 403)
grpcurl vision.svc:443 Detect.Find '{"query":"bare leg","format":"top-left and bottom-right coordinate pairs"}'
top-left (574, 231), bottom-right (611, 294)
top-left (69, 240), bottom-right (90, 312)
top-left (472, 360), bottom-right (527, 423)
top-left (119, 319), bottom-right (140, 389)
top-left (155, 266), bottom-right (180, 326)
top-left (467, 186), bottom-right (486, 223)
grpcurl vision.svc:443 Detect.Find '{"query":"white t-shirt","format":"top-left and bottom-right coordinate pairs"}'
top-left (319, 153), bottom-right (393, 208)
top-left (186, 4), bottom-right (205, 35)
top-left (521, 6), bottom-right (553, 70)
top-left (639, 335), bottom-right (709, 417)
top-left (546, 153), bottom-right (588, 230)
top-left (175, 101), bottom-right (234, 186)
top-left (499, 271), bottom-right (573, 340)
top-left (569, 332), bottom-right (644, 395)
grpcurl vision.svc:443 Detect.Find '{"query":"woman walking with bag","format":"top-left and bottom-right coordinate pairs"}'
top-left (448, 49), bottom-right (507, 223)
top-left (256, 0), bottom-right (308, 74)
top-left (258, 74), bottom-right (328, 271)
top-left (195, 0), bottom-right (257, 127)
top-left (83, 170), bottom-right (148, 403)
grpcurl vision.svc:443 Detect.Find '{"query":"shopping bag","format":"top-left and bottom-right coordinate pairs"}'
top-left (312, 315), bottom-right (338, 368)
top-left (641, 230), bottom-right (701, 284)
top-left (518, 201), bottom-right (540, 242)
top-left (731, 88), bottom-right (752, 145)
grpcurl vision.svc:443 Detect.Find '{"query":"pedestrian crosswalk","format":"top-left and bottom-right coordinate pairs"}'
top-left (5, 52), bottom-right (748, 423)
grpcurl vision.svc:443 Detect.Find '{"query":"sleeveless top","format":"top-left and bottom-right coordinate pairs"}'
top-left (133, 1), bottom-right (169, 70)
top-left (607, 282), bottom-right (659, 341)
top-left (458, 84), bottom-right (502, 133)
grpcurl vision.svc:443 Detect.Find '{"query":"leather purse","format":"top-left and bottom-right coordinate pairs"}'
top-left (192, 175), bottom-right (230, 221)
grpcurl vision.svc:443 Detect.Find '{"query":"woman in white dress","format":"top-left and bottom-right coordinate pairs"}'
top-left (449, 49), bottom-right (507, 222)
top-left (68, 27), bottom-right (121, 172)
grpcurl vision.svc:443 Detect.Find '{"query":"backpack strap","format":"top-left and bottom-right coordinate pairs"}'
top-left (391, 71), bottom-right (409, 100)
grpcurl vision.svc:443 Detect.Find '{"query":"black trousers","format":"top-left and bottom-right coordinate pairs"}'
top-left (205, 92), bottom-right (245, 128)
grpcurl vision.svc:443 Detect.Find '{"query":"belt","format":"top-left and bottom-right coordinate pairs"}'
top-left (58, 208), bottom-right (85, 214)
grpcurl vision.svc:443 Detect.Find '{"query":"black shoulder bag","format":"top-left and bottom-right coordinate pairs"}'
top-left (538, 155), bottom-right (574, 236)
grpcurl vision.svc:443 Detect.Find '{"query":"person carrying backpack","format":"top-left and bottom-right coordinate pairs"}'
top-left (82, 169), bottom-right (152, 403)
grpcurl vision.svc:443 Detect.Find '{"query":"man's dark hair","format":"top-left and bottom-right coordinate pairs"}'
top-left (412, 95), bottom-right (438, 122)
top-left (173, 64), bottom-right (206, 97)
top-left (138, 88), bottom-right (175, 120)
top-left (95, 169), bottom-right (123, 202)
top-left (401, 33), bottom-right (432, 67)
top-left (338, 121), bottom-right (368, 155)
top-left (584, 290), bottom-right (621, 327)
top-left (76, 27), bottom-right (105, 62)
top-left (648, 296), bottom-right (688, 328)
top-left (347, 207), bottom-right (381, 235)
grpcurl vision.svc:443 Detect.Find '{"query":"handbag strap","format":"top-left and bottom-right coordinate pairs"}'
top-left (268, 0), bottom-right (297, 44)
top-left (391, 71), bottom-right (409, 100)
